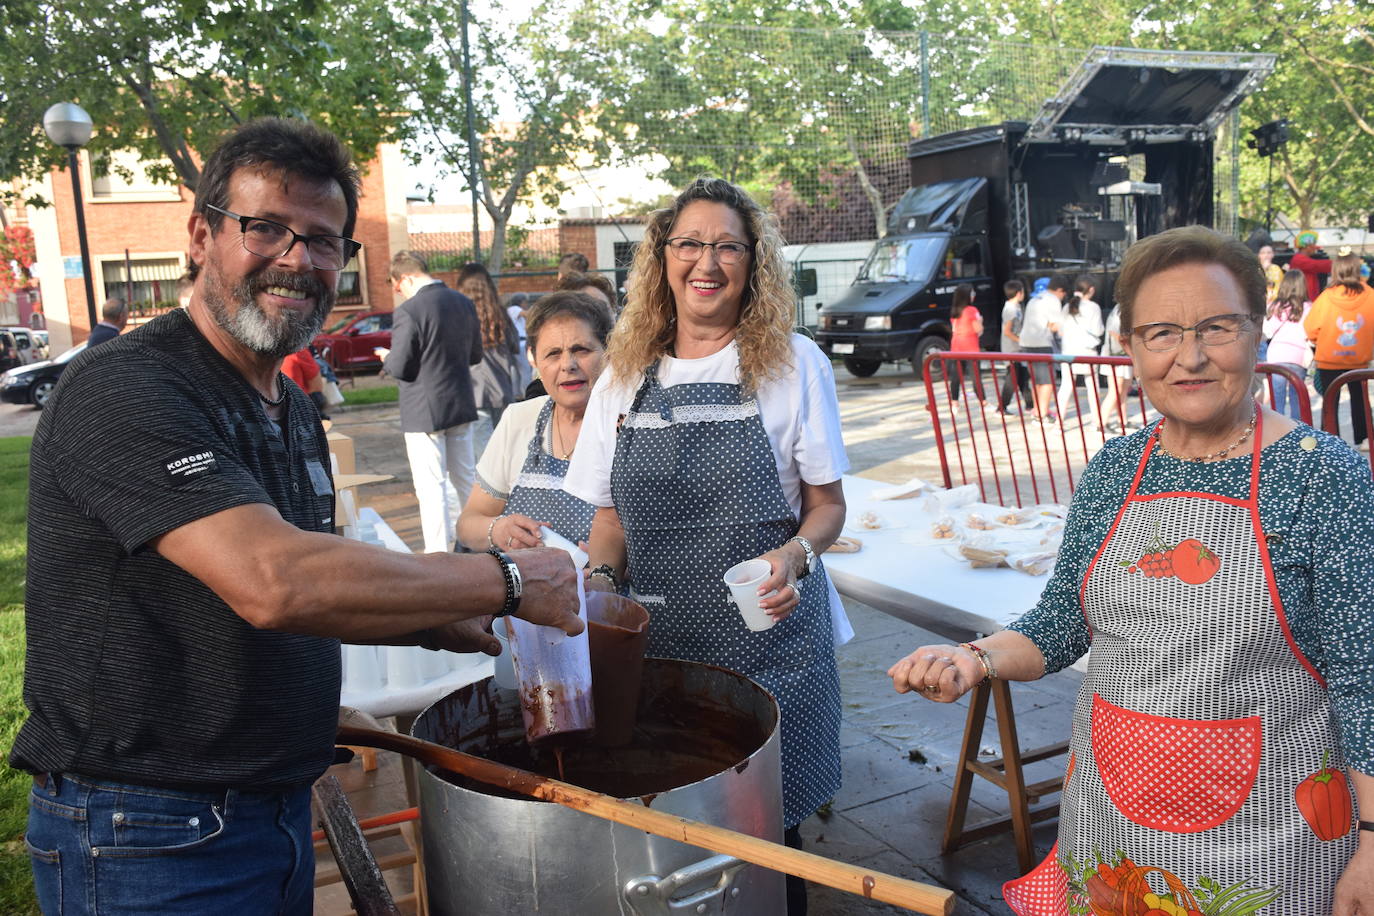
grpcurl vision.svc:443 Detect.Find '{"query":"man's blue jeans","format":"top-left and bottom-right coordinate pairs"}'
top-left (26, 773), bottom-right (313, 915)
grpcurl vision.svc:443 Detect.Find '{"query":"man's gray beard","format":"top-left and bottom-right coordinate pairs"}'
top-left (203, 269), bottom-right (334, 360)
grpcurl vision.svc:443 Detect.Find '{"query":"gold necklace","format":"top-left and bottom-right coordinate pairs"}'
top-left (1152, 406), bottom-right (1257, 463)
top-left (552, 409), bottom-right (576, 460)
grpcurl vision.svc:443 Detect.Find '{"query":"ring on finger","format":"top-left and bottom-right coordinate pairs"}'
top-left (925, 684), bottom-right (940, 693)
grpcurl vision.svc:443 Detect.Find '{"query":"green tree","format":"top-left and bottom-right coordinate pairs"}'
top-left (547, 0), bottom-right (1086, 242)
top-left (0, 0), bottom-right (420, 199)
top-left (398, 0), bottom-right (611, 273)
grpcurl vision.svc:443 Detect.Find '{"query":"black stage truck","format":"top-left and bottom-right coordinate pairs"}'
top-left (815, 46), bottom-right (1274, 378)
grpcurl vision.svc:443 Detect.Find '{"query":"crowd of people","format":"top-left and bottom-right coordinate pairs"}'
top-left (954, 232), bottom-right (1374, 449)
top-left (11, 111), bottom-right (1374, 916)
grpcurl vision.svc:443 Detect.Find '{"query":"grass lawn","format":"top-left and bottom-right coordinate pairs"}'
top-left (341, 384), bottom-right (398, 407)
top-left (0, 437), bottom-right (36, 914)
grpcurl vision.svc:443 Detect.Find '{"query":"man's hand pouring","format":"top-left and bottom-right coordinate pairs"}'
top-left (508, 546), bottom-right (586, 636)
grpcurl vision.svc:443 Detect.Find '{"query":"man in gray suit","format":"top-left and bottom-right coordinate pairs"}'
top-left (384, 251), bottom-right (483, 552)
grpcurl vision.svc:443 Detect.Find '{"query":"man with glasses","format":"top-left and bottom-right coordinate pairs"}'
top-left (12, 117), bottom-right (582, 913)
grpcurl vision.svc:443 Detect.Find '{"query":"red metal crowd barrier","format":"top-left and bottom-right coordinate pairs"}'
top-left (1318, 367), bottom-right (1374, 469)
top-left (923, 351), bottom-right (1313, 508)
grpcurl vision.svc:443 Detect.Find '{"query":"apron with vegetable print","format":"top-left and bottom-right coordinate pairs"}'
top-left (609, 363), bottom-right (841, 828)
top-left (503, 400), bottom-right (596, 545)
top-left (1004, 412), bottom-right (1356, 916)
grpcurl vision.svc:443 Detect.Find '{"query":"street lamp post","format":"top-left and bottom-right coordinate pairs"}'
top-left (42, 102), bottom-right (97, 334)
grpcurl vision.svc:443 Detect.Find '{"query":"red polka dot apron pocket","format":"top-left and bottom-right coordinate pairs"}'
top-left (1090, 692), bottom-right (1261, 833)
top-left (1001, 841), bottom-right (1069, 916)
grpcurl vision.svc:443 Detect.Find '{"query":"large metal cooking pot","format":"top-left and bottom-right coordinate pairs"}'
top-left (413, 657), bottom-right (785, 915)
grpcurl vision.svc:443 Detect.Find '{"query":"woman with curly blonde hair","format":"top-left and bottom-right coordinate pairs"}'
top-left (566, 177), bottom-right (850, 915)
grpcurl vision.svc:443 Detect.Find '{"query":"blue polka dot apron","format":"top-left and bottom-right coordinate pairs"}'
top-left (503, 399), bottom-right (596, 546)
top-left (1004, 411), bottom-right (1355, 915)
top-left (609, 363), bottom-right (842, 827)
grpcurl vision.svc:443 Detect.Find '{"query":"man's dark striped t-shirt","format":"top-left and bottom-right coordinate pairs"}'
top-left (10, 309), bottom-right (341, 790)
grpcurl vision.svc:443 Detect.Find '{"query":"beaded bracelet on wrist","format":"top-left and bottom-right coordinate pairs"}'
top-left (588, 563), bottom-right (620, 591)
top-left (959, 642), bottom-right (997, 682)
top-left (486, 548), bottom-right (523, 617)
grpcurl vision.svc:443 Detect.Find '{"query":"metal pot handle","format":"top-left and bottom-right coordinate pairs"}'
top-left (624, 853), bottom-right (749, 915)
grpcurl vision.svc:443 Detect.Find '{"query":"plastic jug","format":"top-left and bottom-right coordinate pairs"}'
top-left (506, 572), bottom-right (595, 743)
top-left (586, 592), bottom-right (650, 747)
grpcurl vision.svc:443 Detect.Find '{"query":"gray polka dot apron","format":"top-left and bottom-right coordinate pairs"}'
top-left (609, 363), bottom-right (842, 827)
top-left (1005, 412), bottom-right (1356, 915)
top-left (503, 400), bottom-right (596, 545)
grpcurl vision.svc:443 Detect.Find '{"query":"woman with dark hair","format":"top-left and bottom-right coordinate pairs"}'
top-left (1263, 268), bottom-right (1312, 419)
top-left (1306, 251), bottom-right (1374, 449)
top-left (566, 177), bottom-right (850, 915)
top-left (1056, 276), bottom-right (1103, 420)
top-left (892, 226), bottom-right (1374, 913)
top-left (456, 291), bottom-right (613, 553)
top-left (457, 262), bottom-right (522, 428)
top-left (947, 282), bottom-right (984, 402)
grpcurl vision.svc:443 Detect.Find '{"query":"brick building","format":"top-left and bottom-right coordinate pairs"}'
top-left (24, 144), bottom-right (409, 352)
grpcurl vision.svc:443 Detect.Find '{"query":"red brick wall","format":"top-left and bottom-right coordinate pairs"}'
top-left (353, 162), bottom-right (393, 312)
top-left (557, 224), bottom-right (597, 265)
top-left (434, 270), bottom-right (558, 297)
top-left (49, 161), bottom-right (193, 340)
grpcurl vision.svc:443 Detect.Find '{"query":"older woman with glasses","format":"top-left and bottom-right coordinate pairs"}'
top-left (565, 177), bottom-right (850, 916)
top-left (890, 226), bottom-right (1374, 914)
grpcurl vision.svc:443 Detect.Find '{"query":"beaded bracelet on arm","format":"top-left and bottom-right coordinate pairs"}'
top-left (588, 563), bottom-right (620, 591)
top-left (959, 642), bottom-right (997, 683)
top-left (485, 548), bottom-right (523, 617)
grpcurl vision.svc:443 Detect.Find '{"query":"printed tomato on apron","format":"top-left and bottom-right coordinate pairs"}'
top-left (1004, 412), bottom-right (1357, 916)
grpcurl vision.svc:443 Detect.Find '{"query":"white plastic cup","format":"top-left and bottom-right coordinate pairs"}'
top-left (723, 558), bottom-right (778, 632)
top-left (342, 644), bottom-right (385, 692)
top-left (490, 617), bottom-right (518, 690)
top-left (417, 647), bottom-right (449, 680)
top-left (386, 645), bottom-right (423, 689)
top-left (539, 526), bottom-right (589, 569)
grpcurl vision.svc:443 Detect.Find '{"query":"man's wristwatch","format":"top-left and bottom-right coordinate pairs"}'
top-left (788, 535), bottom-right (815, 579)
top-left (486, 548), bottom-right (523, 616)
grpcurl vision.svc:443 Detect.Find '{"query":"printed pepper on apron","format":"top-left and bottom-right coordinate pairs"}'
top-left (1004, 412), bottom-right (1357, 916)
top-left (609, 363), bottom-right (842, 827)
top-left (502, 399), bottom-right (596, 546)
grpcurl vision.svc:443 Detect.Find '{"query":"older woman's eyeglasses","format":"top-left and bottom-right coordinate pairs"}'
top-left (1130, 313), bottom-right (1254, 352)
top-left (664, 237), bottom-right (752, 265)
top-left (205, 204), bottom-right (361, 271)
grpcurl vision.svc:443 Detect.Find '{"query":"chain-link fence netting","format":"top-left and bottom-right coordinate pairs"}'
top-left (418, 22), bottom-right (1249, 258)
top-left (557, 24), bottom-right (1247, 243)
top-left (568, 23), bottom-right (1100, 244)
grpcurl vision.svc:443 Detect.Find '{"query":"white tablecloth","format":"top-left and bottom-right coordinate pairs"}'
top-left (338, 508), bottom-right (494, 719)
top-left (824, 476), bottom-right (1053, 642)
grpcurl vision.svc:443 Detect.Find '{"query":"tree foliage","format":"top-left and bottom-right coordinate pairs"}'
top-left (0, 0), bottom-right (419, 201)
top-left (394, 0), bottom-right (625, 272)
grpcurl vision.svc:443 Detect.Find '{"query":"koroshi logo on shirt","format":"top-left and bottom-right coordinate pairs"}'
top-left (164, 450), bottom-right (220, 482)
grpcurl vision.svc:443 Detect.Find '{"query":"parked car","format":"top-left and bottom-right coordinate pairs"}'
top-left (0, 341), bottom-right (88, 408)
top-left (311, 310), bottom-right (392, 372)
top-left (1, 326), bottom-right (45, 371)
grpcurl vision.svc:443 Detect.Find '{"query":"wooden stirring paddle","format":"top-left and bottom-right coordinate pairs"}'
top-left (336, 722), bottom-right (955, 915)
